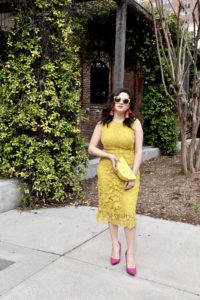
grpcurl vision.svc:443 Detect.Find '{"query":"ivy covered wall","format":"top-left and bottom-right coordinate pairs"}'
top-left (0, 0), bottom-right (87, 207)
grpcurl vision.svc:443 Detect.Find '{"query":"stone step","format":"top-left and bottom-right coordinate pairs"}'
top-left (0, 179), bottom-right (22, 213)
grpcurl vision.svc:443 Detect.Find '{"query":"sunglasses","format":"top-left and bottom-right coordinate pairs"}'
top-left (114, 96), bottom-right (130, 105)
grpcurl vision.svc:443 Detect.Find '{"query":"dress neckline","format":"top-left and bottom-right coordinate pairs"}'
top-left (113, 119), bottom-right (124, 124)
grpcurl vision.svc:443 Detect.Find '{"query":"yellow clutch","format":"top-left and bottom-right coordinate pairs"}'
top-left (116, 157), bottom-right (136, 181)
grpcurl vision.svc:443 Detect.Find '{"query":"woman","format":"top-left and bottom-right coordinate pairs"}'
top-left (88, 88), bottom-right (143, 276)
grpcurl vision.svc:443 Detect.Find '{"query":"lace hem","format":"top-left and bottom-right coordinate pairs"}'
top-left (96, 210), bottom-right (136, 229)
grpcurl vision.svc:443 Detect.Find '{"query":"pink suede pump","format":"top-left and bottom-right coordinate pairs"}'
top-left (110, 241), bottom-right (121, 265)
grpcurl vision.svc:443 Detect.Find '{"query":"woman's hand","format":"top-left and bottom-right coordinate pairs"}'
top-left (107, 154), bottom-right (118, 171)
top-left (124, 180), bottom-right (135, 190)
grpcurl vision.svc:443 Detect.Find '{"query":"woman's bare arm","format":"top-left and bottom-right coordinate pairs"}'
top-left (133, 120), bottom-right (143, 175)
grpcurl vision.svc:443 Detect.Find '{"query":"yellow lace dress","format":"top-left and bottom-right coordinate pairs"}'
top-left (96, 119), bottom-right (140, 229)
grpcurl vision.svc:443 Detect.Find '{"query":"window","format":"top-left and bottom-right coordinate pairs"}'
top-left (0, 29), bottom-right (9, 62)
top-left (90, 60), bottom-right (109, 104)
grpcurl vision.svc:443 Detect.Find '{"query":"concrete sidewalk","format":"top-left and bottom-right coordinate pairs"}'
top-left (0, 206), bottom-right (200, 300)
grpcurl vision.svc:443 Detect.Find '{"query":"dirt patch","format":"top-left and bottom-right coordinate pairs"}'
top-left (81, 154), bottom-right (200, 225)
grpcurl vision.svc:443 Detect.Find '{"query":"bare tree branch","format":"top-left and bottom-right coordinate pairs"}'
top-left (150, 0), bottom-right (176, 103)
top-left (150, 0), bottom-right (200, 174)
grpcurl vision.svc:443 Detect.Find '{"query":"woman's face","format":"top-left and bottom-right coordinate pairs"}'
top-left (113, 92), bottom-right (130, 114)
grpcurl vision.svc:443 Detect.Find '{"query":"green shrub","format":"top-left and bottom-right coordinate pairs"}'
top-left (142, 84), bottom-right (178, 155)
top-left (0, 0), bottom-right (87, 207)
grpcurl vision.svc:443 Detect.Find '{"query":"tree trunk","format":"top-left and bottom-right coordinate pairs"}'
top-left (188, 119), bottom-right (199, 172)
top-left (178, 99), bottom-right (188, 174)
top-left (195, 140), bottom-right (200, 171)
top-left (180, 121), bottom-right (188, 174)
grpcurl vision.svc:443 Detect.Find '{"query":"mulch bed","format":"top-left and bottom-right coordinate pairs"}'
top-left (81, 154), bottom-right (200, 226)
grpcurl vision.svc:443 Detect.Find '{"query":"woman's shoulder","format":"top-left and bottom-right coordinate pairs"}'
top-left (97, 121), bottom-right (102, 127)
top-left (96, 120), bottom-right (109, 128)
top-left (96, 121), bottom-right (105, 129)
top-left (131, 118), bottom-right (141, 130)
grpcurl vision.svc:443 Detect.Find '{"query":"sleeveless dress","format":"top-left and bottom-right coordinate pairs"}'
top-left (96, 119), bottom-right (140, 229)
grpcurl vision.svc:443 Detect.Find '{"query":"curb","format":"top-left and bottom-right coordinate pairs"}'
top-left (0, 179), bottom-right (23, 213)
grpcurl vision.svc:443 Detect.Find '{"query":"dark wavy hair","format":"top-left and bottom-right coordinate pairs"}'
top-left (101, 88), bottom-right (136, 128)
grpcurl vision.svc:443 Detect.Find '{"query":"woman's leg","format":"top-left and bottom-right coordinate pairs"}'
top-left (124, 227), bottom-right (136, 267)
top-left (109, 222), bottom-right (120, 258)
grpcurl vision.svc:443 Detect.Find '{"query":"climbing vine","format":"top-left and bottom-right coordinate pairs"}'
top-left (0, 0), bottom-right (87, 207)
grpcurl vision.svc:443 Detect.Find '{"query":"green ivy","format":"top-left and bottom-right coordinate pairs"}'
top-left (142, 84), bottom-right (178, 155)
top-left (0, 0), bottom-right (87, 207)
